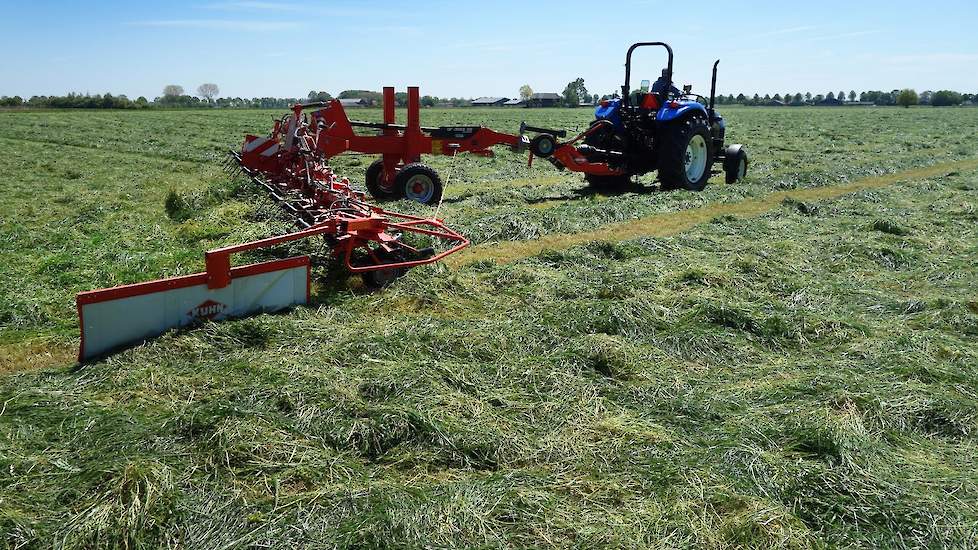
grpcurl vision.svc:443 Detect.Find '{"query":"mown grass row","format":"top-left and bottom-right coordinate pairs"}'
top-left (2, 150), bottom-right (977, 546)
top-left (2, 107), bottom-right (977, 345)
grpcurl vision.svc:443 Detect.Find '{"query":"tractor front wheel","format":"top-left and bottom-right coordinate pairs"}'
top-left (657, 116), bottom-right (713, 191)
top-left (396, 163), bottom-right (443, 205)
top-left (365, 159), bottom-right (402, 201)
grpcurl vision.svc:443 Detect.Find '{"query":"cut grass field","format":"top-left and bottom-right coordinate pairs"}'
top-left (1, 106), bottom-right (978, 548)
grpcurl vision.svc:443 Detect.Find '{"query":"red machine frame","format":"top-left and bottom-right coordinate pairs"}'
top-left (314, 86), bottom-right (524, 188)
top-left (526, 119), bottom-right (626, 177)
top-left (239, 86), bottom-right (528, 204)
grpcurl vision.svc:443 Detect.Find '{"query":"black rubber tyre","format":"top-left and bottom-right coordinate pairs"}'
top-left (530, 134), bottom-right (557, 157)
top-left (723, 145), bottom-right (749, 184)
top-left (657, 115), bottom-right (714, 191)
top-left (365, 159), bottom-right (402, 201)
top-left (584, 173), bottom-right (631, 189)
top-left (395, 163), bottom-right (443, 205)
top-left (361, 249), bottom-right (407, 289)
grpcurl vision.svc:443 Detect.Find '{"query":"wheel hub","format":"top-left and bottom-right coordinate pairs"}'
top-left (404, 175), bottom-right (434, 203)
top-left (685, 135), bottom-right (707, 181)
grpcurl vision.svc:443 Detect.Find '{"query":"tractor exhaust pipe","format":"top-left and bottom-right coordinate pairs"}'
top-left (709, 59), bottom-right (720, 112)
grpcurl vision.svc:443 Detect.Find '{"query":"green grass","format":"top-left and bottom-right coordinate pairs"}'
top-left (1, 107), bottom-right (978, 548)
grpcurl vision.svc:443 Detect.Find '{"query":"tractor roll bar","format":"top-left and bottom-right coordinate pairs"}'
top-left (622, 42), bottom-right (674, 107)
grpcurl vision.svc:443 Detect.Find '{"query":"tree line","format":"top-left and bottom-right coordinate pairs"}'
top-left (533, 78), bottom-right (977, 108)
top-left (533, 79), bottom-right (975, 108)
top-left (705, 89), bottom-right (973, 107)
top-left (0, 94), bottom-right (312, 109)
top-left (1, 82), bottom-right (974, 109)
top-left (0, 85), bottom-right (475, 109)
top-left (325, 90), bottom-right (473, 108)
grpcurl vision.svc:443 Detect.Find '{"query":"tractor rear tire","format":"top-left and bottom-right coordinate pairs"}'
top-left (584, 173), bottom-right (631, 190)
top-left (657, 116), bottom-right (713, 191)
top-left (396, 163), bottom-right (443, 205)
top-left (365, 159), bottom-right (402, 201)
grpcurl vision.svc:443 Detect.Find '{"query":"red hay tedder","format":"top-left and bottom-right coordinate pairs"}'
top-left (76, 116), bottom-right (470, 361)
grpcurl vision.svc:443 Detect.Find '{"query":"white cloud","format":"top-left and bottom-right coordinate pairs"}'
top-left (350, 25), bottom-right (423, 36)
top-left (204, 1), bottom-right (302, 11)
top-left (802, 30), bottom-right (881, 42)
top-left (129, 19), bottom-right (304, 31)
top-left (753, 25), bottom-right (818, 38)
top-left (202, 1), bottom-right (382, 17)
top-left (883, 53), bottom-right (978, 64)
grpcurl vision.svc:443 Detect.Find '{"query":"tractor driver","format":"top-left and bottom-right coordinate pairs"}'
top-left (634, 69), bottom-right (681, 110)
top-left (651, 69), bottom-right (681, 98)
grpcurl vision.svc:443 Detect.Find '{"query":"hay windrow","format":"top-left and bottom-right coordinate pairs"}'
top-left (448, 157), bottom-right (978, 267)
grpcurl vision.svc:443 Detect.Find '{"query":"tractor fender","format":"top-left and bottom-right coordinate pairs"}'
top-left (594, 98), bottom-right (623, 131)
top-left (656, 100), bottom-right (708, 123)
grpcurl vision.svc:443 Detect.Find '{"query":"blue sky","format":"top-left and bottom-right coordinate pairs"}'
top-left (1, 0), bottom-right (976, 100)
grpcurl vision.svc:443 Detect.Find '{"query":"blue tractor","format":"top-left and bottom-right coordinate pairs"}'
top-left (527, 42), bottom-right (748, 191)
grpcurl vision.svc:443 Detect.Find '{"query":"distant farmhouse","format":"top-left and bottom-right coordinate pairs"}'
top-left (816, 96), bottom-right (844, 106)
top-left (338, 98), bottom-right (369, 108)
top-left (527, 93), bottom-right (562, 107)
top-left (470, 97), bottom-right (509, 107)
top-left (503, 98), bottom-right (524, 107)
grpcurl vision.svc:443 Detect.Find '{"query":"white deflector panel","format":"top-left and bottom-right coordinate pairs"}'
top-left (77, 257), bottom-right (309, 361)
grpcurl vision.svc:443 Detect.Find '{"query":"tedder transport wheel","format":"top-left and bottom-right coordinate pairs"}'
top-left (529, 134), bottom-right (557, 157)
top-left (396, 163), bottom-right (443, 205)
top-left (365, 159), bottom-right (402, 201)
top-left (584, 173), bottom-right (631, 189)
top-left (361, 249), bottom-right (407, 289)
top-left (657, 116), bottom-right (713, 191)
